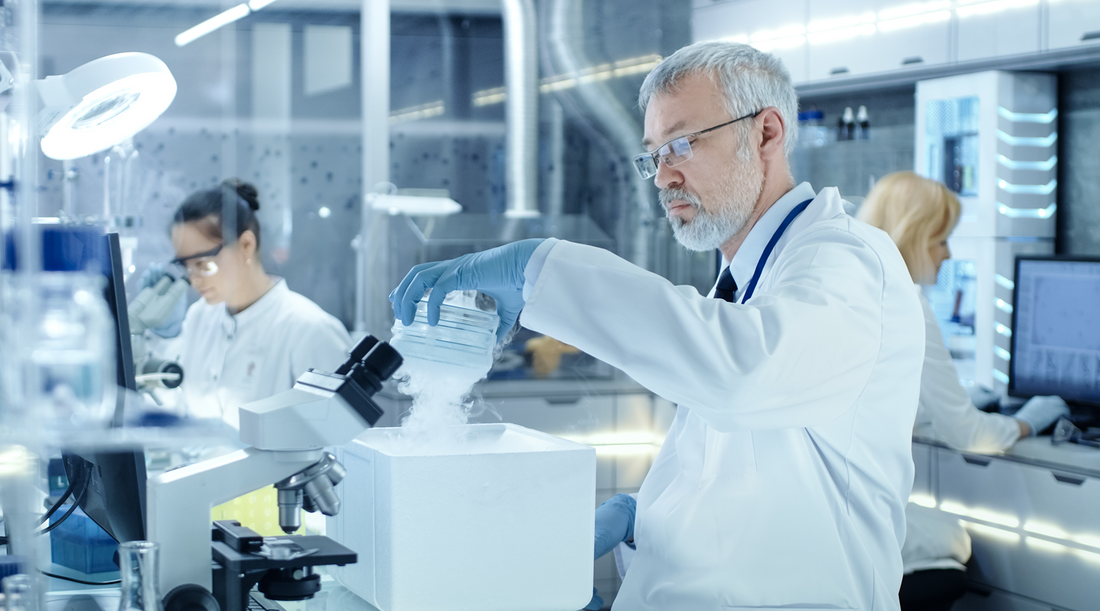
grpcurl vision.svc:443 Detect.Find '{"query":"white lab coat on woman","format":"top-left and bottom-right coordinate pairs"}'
top-left (911, 292), bottom-right (1020, 452)
top-left (901, 291), bottom-right (1019, 574)
top-left (521, 183), bottom-right (924, 610)
top-left (160, 278), bottom-right (352, 428)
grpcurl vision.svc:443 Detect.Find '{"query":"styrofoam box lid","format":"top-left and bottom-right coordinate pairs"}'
top-left (356, 422), bottom-right (591, 456)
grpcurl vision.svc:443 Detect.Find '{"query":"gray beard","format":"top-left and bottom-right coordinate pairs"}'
top-left (660, 163), bottom-right (763, 253)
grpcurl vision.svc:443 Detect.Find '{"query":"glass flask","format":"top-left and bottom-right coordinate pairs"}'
top-left (118, 541), bottom-right (164, 611)
top-left (389, 290), bottom-right (499, 375)
top-left (11, 273), bottom-right (116, 432)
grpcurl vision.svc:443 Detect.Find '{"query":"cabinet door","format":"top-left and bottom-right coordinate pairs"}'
top-left (871, 0), bottom-right (951, 70)
top-left (805, 0), bottom-right (879, 81)
top-left (954, 588), bottom-right (1073, 611)
top-left (694, 0), bottom-right (809, 83)
top-left (1048, 0), bottom-right (1100, 51)
top-left (955, 2), bottom-right (1042, 62)
top-left (937, 448), bottom-right (1100, 610)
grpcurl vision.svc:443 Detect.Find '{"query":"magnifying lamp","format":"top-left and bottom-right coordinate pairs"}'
top-left (34, 53), bottom-right (176, 160)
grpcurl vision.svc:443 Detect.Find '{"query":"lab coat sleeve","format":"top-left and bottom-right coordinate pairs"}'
top-left (287, 314), bottom-right (354, 380)
top-left (521, 230), bottom-right (891, 431)
top-left (916, 293), bottom-right (1021, 453)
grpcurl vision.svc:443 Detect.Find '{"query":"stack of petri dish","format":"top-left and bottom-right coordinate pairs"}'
top-left (389, 291), bottom-right (499, 376)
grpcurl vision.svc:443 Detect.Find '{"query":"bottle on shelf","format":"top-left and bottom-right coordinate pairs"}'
top-left (857, 105), bottom-right (870, 140)
top-left (843, 107), bottom-right (856, 141)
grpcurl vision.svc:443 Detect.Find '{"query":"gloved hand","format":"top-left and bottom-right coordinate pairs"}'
top-left (141, 263), bottom-right (186, 338)
top-left (1014, 395), bottom-right (1071, 437)
top-left (594, 493), bottom-right (636, 561)
top-left (583, 587), bottom-right (603, 610)
top-left (390, 239), bottom-right (545, 342)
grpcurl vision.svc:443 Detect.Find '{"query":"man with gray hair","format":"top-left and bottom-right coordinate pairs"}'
top-left (391, 41), bottom-right (924, 609)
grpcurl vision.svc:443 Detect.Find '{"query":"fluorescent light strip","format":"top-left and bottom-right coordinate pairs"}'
top-left (998, 178), bottom-right (1057, 195)
top-left (807, 13), bottom-right (875, 33)
top-left (248, 0), bottom-right (278, 9)
top-left (997, 130), bottom-right (1058, 147)
top-left (879, 1), bottom-right (951, 20)
top-left (998, 154), bottom-right (1057, 171)
top-left (933, 503), bottom-right (1100, 556)
top-left (996, 323), bottom-right (1013, 338)
top-left (995, 274), bottom-right (1015, 290)
top-left (807, 24), bottom-right (875, 44)
top-left (754, 35), bottom-right (807, 51)
top-left (750, 25), bottom-right (806, 42)
top-left (878, 10), bottom-right (951, 31)
top-left (389, 101), bottom-right (445, 124)
top-left (993, 368), bottom-right (1010, 384)
top-left (995, 346), bottom-right (1011, 361)
top-left (176, 3), bottom-right (250, 46)
top-left (998, 107), bottom-right (1058, 123)
top-left (995, 298), bottom-right (1013, 314)
top-left (957, 0), bottom-right (1039, 18)
top-left (997, 202), bottom-right (1056, 218)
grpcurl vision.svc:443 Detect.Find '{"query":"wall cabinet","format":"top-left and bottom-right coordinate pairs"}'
top-left (1048, 0), bottom-right (1100, 51)
top-left (694, 0), bottom-right (1100, 87)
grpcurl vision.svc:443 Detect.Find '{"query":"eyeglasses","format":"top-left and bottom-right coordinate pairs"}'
top-left (632, 110), bottom-right (761, 180)
top-left (170, 244), bottom-right (223, 277)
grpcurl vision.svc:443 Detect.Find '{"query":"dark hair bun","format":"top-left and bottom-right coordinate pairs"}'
top-left (223, 178), bottom-right (260, 211)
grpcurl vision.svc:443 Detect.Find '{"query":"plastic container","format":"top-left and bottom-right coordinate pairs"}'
top-left (328, 423), bottom-right (596, 611)
top-left (796, 109), bottom-right (827, 147)
top-left (389, 292), bottom-right (499, 376)
top-left (49, 507), bottom-right (119, 574)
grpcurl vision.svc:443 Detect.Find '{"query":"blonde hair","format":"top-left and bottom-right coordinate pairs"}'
top-left (857, 171), bottom-right (961, 284)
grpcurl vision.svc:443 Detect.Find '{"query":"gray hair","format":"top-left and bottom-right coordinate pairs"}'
top-left (638, 42), bottom-right (799, 159)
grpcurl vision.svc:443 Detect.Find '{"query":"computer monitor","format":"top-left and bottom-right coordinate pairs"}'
top-left (52, 229), bottom-right (147, 544)
top-left (1010, 255), bottom-right (1100, 407)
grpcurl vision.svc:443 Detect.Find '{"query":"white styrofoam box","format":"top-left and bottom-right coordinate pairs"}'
top-left (328, 423), bottom-right (596, 611)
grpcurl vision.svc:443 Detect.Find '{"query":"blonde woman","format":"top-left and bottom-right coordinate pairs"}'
top-left (858, 171), bottom-right (1068, 611)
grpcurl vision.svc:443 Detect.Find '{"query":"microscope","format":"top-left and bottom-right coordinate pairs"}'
top-left (146, 335), bottom-right (402, 611)
top-left (128, 272), bottom-right (190, 391)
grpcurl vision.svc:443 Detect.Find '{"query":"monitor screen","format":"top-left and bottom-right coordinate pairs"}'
top-left (58, 230), bottom-right (146, 544)
top-left (1010, 256), bottom-right (1100, 406)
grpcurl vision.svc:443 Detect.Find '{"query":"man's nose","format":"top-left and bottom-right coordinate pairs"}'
top-left (654, 159), bottom-right (683, 191)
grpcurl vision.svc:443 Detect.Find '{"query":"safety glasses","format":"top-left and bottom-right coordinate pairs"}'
top-left (170, 243), bottom-right (223, 277)
top-left (632, 110), bottom-right (761, 180)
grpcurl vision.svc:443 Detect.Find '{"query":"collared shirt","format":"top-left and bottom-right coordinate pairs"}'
top-left (521, 183), bottom-right (925, 610)
top-left (160, 277), bottom-right (352, 428)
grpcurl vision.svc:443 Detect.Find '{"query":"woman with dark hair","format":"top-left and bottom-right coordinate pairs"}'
top-left (159, 178), bottom-right (351, 428)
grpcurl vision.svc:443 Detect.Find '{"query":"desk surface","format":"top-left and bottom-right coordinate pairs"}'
top-left (913, 434), bottom-right (1100, 477)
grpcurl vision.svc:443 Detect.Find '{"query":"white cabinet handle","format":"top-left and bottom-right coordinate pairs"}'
top-left (962, 455), bottom-right (992, 467)
top-left (1052, 472), bottom-right (1086, 486)
top-left (1082, 30), bottom-right (1100, 42)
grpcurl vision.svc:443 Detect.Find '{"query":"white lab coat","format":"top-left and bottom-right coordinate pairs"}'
top-left (902, 291), bottom-right (1019, 574)
top-left (522, 183), bottom-right (925, 610)
top-left (911, 291), bottom-right (1020, 452)
top-left (160, 278), bottom-right (352, 428)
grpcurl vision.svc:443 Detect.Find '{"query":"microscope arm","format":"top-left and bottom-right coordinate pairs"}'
top-left (148, 447), bottom-right (324, 594)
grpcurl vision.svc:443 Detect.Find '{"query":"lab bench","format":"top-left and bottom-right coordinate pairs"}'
top-left (913, 436), bottom-right (1100, 611)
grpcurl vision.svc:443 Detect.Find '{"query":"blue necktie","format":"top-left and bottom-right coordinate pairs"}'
top-left (713, 267), bottom-right (737, 303)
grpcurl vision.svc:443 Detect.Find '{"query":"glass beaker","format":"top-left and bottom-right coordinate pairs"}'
top-left (118, 541), bottom-right (164, 611)
top-left (8, 272), bottom-right (116, 432)
top-left (1, 574), bottom-right (40, 611)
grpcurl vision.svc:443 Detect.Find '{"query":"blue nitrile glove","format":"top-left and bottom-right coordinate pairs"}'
top-left (1014, 395), bottom-right (1071, 437)
top-left (594, 493), bottom-right (636, 561)
top-left (584, 587), bottom-right (603, 610)
top-left (389, 239), bottom-right (545, 342)
top-left (141, 263), bottom-right (186, 338)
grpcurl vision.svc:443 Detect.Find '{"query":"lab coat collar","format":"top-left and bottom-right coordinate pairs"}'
top-left (217, 277), bottom-right (288, 335)
top-left (723, 182), bottom-right (817, 301)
